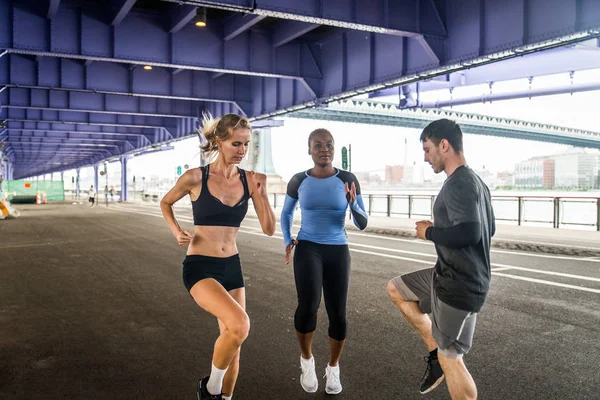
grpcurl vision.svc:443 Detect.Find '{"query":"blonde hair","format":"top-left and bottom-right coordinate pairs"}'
top-left (199, 112), bottom-right (252, 160)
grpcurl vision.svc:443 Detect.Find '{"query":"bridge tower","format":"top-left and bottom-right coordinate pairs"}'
top-left (241, 128), bottom-right (287, 194)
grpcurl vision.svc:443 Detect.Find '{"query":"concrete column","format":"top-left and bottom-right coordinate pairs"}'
top-left (6, 162), bottom-right (12, 180)
top-left (93, 164), bottom-right (99, 195)
top-left (75, 168), bottom-right (81, 197)
top-left (255, 128), bottom-right (276, 174)
top-left (120, 156), bottom-right (128, 201)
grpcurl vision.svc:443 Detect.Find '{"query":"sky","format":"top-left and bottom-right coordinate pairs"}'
top-left (58, 68), bottom-right (600, 187)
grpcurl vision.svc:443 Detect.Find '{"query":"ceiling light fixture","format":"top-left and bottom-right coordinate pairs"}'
top-left (195, 8), bottom-right (207, 28)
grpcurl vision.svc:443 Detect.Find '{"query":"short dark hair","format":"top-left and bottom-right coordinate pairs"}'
top-left (308, 128), bottom-right (333, 147)
top-left (420, 119), bottom-right (463, 153)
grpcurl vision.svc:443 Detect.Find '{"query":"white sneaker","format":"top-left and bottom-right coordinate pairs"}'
top-left (300, 356), bottom-right (318, 393)
top-left (324, 364), bottom-right (342, 395)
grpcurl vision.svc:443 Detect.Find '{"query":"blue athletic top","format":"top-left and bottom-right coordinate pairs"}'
top-left (280, 168), bottom-right (368, 246)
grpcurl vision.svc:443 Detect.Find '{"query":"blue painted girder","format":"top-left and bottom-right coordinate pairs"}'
top-left (0, 54), bottom-right (256, 114)
top-left (6, 132), bottom-right (140, 149)
top-left (4, 0), bottom-right (600, 178)
top-left (3, 0), bottom-right (600, 120)
top-left (1, 88), bottom-right (200, 118)
top-left (2, 111), bottom-right (181, 131)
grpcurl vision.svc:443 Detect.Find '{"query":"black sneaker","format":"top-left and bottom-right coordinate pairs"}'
top-left (419, 355), bottom-right (444, 394)
top-left (197, 376), bottom-right (222, 400)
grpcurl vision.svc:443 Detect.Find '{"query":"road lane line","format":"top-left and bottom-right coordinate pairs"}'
top-left (107, 206), bottom-right (600, 293)
top-left (492, 272), bottom-right (600, 294)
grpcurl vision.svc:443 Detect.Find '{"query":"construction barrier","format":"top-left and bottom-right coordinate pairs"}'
top-left (35, 191), bottom-right (47, 204)
top-left (3, 180), bottom-right (64, 202)
top-left (0, 200), bottom-right (20, 219)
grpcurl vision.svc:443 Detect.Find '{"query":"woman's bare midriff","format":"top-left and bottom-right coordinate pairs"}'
top-left (187, 225), bottom-right (240, 257)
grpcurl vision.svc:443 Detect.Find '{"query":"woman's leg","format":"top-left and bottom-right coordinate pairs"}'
top-left (218, 287), bottom-right (246, 398)
top-left (322, 245), bottom-right (351, 366)
top-left (293, 242), bottom-right (323, 358)
top-left (293, 241), bottom-right (323, 393)
top-left (189, 279), bottom-right (250, 394)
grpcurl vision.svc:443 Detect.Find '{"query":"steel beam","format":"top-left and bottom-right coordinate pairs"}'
top-left (165, 0), bottom-right (447, 37)
top-left (1, 88), bottom-right (199, 118)
top-left (0, 4), bottom-right (322, 80)
top-left (111, 0), bottom-right (137, 26)
top-left (4, 115), bottom-right (177, 131)
top-left (1, 54), bottom-right (254, 109)
top-left (273, 21), bottom-right (319, 47)
top-left (169, 4), bottom-right (197, 33)
top-left (47, 0), bottom-right (61, 19)
top-left (224, 14), bottom-right (266, 41)
top-left (6, 120), bottom-right (157, 136)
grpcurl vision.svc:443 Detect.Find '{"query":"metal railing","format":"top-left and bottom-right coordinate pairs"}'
top-left (268, 193), bottom-right (600, 231)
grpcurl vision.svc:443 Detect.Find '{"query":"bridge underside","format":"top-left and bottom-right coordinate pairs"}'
top-left (1, 0), bottom-right (600, 178)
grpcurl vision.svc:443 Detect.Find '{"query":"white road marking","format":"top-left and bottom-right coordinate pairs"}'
top-left (108, 205), bottom-right (600, 294)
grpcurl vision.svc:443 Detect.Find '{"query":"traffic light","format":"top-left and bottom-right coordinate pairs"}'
top-left (176, 165), bottom-right (182, 175)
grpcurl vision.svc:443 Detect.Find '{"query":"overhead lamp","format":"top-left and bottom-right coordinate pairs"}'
top-left (195, 8), bottom-right (207, 27)
top-left (143, 65), bottom-right (152, 71)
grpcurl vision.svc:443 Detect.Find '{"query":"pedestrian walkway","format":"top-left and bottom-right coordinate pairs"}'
top-left (342, 214), bottom-right (600, 257)
top-left (130, 200), bottom-right (600, 257)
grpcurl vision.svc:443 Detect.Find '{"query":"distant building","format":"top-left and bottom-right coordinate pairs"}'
top-left (354, 171), bottom-right (383, 185)
top-left (515, 151), bottom-right (599, 189)
top-left (496, 171), bottom-right (514, 187)
top-left (554, 152), bottom-right (599, 189)
top-left (403, 164), bottom-right (425, 185)
top-left (385, 165), bottom-right (404, 184)
top-left (514, 157), bottom-right (555, 188)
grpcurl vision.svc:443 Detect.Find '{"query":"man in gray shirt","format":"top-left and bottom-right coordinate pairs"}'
top-left (387, 119), bottom-right (495, 399)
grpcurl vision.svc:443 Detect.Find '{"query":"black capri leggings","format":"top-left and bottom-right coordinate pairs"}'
top-left (293, 240), bottom-right (351, 341)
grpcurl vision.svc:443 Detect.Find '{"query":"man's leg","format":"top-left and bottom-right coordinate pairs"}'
top-left (431, 293), bottom-right (478, 400)
top-left (387, 269), bottom-right (444, 395)
top-left (438, 355), bottom-right (477, 400)
top-left (386, 271), bottom-right (437, 351)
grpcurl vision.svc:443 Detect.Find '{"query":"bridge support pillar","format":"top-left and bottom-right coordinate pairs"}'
top-left (93, 164), bottom-right (99, 194)
top-left (242, 126), bottom-right (287, 194)
top-left (76, 168), bottom-right (81, 198)
top-left (120, 156), bottom-right (128, 201)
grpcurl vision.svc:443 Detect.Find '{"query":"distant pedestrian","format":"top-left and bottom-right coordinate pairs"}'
top-left (88, 185), bottom-right (96, 208)
top-left (387, 119), bottom-right (495, 399)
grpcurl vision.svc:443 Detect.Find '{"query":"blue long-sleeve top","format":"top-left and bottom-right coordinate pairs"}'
top-left (280, 168), bottom-right (368, 246)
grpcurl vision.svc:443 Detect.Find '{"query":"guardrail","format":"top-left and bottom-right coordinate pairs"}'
top-left (64, 188), bottom-right (600, 231)
top-left (267, 193), bottom-right (600, 231)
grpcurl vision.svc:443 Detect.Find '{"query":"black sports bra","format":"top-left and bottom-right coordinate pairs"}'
top-left (192, 164), bottom-right (250, 227)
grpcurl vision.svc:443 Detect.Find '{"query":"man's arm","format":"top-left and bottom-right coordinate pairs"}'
top-left (427, 179), bottom-right (482, 248)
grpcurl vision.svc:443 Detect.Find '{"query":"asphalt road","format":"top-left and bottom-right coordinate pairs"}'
top-left (1, 202), bottom-right (598, 399)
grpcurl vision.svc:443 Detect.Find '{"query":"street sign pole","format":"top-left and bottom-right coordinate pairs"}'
top-left (341, 146), bottom-right (348, 170)
top-left (349, 143), bottom-right (352, 172)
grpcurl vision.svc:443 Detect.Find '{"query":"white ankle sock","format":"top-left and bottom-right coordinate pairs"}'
top-left (223, 396), bottom-right (232, 400)
top-left (206, 363), bottom-right (228, 395)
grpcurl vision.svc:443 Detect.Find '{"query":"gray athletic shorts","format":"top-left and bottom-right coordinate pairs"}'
top-left (391, 268), bottom-right (477, 359)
